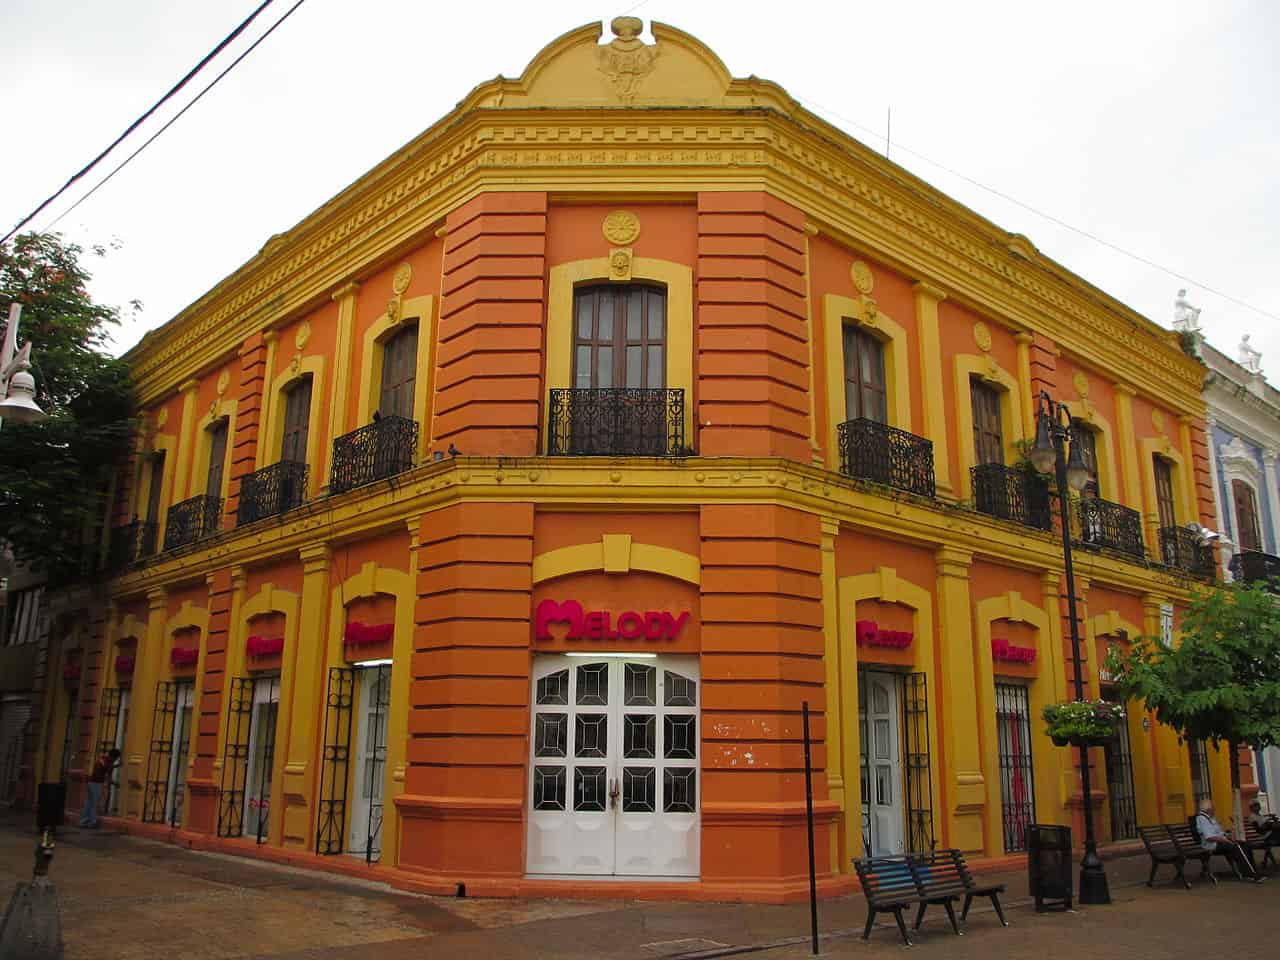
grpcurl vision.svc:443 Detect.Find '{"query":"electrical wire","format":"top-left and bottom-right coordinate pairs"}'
top-left (47, 0), bottom-right (310, 233)
top-left (1, 0), bottom-right (278, 246)
top-left (794, 93), bottom-right (1280, 325)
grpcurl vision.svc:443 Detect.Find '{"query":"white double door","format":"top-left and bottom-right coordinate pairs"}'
top-left (860, 670), bottom-right (905, 856)
top-left (348, 665), bottom-right (390, 859)
top-left (527, 654), bottom-right (700, 878)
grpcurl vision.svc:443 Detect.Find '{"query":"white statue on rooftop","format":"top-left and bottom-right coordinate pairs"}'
top-left (1173, 288), bottom-right (1201, 333)
top-left (1239, 334), bottom-right (1263, 374)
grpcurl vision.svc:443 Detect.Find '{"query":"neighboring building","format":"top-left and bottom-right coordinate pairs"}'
top-left (1182, 293), bottom-right (1280, 807)
top-left (38, 19), bottom-right (1225, 900)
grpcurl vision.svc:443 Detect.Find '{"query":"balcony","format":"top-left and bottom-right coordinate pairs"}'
top-left (1229, 550), bottom-right (1280, 589)
top-left (547, 388), bottom-right (685, 457)
top-left (330, 415), bottom-right (419, 495)
top-left (971, 463), bottom-right (1052, 531)
top-left (1073, 496), bottom-right (1145, 560)
top-left (163, 495), bottom-right (223, 551)
top-left (1159, 526), bottom-right (1216, 580)
top-left (837, 417), bottom-right (936, 499)
top-left (108, 520), bottom-right (158, 568)
top-left (236, 460), bottom-right (308, 526)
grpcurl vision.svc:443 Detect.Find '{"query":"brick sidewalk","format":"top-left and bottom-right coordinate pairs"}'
top-left (3, 815), bottom-right (1276, 959)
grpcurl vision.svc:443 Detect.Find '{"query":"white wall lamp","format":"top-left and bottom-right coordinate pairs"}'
top-left (0, 304), bottom-right (47, 425)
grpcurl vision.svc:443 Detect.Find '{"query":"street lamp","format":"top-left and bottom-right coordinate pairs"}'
top-left (1030, 389), bottom-right (1111, 906)
top-left (0, 303), bottom-right (47, 425)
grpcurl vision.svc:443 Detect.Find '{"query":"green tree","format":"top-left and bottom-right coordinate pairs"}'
top-left (0, 233), bottom-right (136, 584)
top-left (1107, 580), bottom-right (1280, 830)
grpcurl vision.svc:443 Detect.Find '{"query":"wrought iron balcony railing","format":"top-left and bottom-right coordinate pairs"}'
top-left (837, 417), bottom-right (936, 499)
top-left (330, 415), bottom-right (419, 495)
top-left (236, 460), bottom-right (308, 526)
top-left (108, 520), bottom-right (158, 568)
top-left (1159, 525), bottom-right (1215, 580)
top-left (163, 495), bottom-right (223, 551)
top-left (971, 463), bottom-right (1053, 531)
top-left (1073, 496), bottom-right (1145, 560)
top-left (547, 388), bottom-right (685, 457)
top-left (1229, 550), bottom-right (1280, 589)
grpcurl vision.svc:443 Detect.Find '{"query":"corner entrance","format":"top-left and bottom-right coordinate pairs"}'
top-left (526, 654), bottom-right (699, 878)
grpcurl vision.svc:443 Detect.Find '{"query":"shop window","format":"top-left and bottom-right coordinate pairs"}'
top-left (281, 376), bottom-right (313, 464)
top-left (378, 324), bottom-right (418, 420)
top-left (970, 377), bottom-right (1004, 466)
top-left (573, 284), bottom-right (666, 389)
top-left (842, 324), bottom-right (887, 424)
top-left (1232, 479), bottom-right (1262, 552)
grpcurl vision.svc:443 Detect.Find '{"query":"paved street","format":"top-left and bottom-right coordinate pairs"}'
top-left (2, 815), bottom-right (1278, 959)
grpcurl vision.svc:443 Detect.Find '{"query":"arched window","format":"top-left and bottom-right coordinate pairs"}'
top-left (1232, 479), bottom-right (1262, 552)
top-left (572, 284), bottom-right (666, 389)
top-left (378, 325), bottom-right (418, 420)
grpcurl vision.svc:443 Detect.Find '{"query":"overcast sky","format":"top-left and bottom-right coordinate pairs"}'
top-left (2, 0), bottom-right (1277, 381)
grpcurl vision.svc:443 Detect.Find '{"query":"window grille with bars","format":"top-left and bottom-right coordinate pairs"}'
top-left (1101, 691), bottom-right (1138, 841)
top-left (995, 683), bottom-right (1036, 853)
top-left (1189, 739), bottom-right (1213, 811)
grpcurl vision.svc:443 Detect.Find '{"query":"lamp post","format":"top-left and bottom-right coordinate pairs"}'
top-left (1030, 389), bottom-right (1111, 906)
top-left (0, 303), bottom-right (47, 425)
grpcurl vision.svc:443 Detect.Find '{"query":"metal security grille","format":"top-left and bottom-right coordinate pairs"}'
top-left (899, 672), bottom-right (935, 853)
top-left (1189, 739), bottom-right (1212, 810)
top-left (995, 683), bottom-right (1036, 853)
top-left (217, 678), bottom-right (254, 837)
top-left (94, 688), bottom-right (122, 816)
top-left (168, 684), bottom-right (194, 826)
top-left (971, 463), bottom-right (1053, 530)
top-left (1103, 704), bottom-right (1138, 841)
top-left (316, 667), bottom-right (355, 855)
top-left (142, 682), bottom-right (177, 823)
top-left (359, 666), bottom-right (391, 863)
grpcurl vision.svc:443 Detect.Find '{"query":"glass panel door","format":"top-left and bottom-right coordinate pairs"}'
top-left (243, 675), bottom-right (280, 843)
top-left (858, 670), bottom-right (904, 856)
top-left (349, 665), bottom-right (391, 861)
top-left (164, 681), bottom-right (194, 825)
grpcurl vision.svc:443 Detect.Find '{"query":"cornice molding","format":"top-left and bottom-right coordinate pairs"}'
top-left (124, 108), bottom-right (1203, 413)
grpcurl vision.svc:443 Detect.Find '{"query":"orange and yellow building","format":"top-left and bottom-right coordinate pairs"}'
top-left (27, 18), bottom-right (1244, 902)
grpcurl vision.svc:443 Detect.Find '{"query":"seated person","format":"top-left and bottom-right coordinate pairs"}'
top-left (1196, 799), bottom-right (1263, 883)
top-left (1247, 801), bottom-right (1280, 844)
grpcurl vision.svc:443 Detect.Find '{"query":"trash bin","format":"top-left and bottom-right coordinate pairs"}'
top-left (36, 782), bottom-right (66, 831)
top-left (1027, 823), bottom-right (1072, 912)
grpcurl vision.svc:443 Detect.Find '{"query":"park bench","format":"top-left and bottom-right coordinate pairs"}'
top-left (1242, 822), bottom-right (1279, 872)
top-left (856, 849), bottom-right (1007, 945)
top-left (855, 856), bottom-right (926, 946)
top-left (948, 849), bottom-right (1009, 926)
top-left (1139, 824), bottom-right (1195, 889)
top-left (1178, 818), bottom-right (1243, 883)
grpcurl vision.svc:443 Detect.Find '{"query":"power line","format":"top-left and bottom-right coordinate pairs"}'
top-left (47, 0), bottom-right (309, 232)
top-left (2, 0), bottom-right (279, 246)
top-left (795, 93), bottom-right (1280, 325)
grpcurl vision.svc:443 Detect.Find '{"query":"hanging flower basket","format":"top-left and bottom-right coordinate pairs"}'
top-left (1043, 699), bottom-right (1123, 747)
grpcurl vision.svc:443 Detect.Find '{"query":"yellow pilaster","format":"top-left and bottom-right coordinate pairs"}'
top-left (172, 379), bottom-right (200, 507)
top-left (803, 224), bottom-right (823, 466)
top-left (818, 516), bottom-right (845, 868)
top-left (1177, 414), bottom-right (1199, 523)
top-left (934, 546), bottom-right (985, 852)
top-left (255, 330), bottom-right (280, 469)
top-left (1015, 332), bottom-right (1035, 440)
top-left (1112, 382), bottom-right (1142, 511)
top-left (329, 282), bottom-right (360, 442)
top-left (279, 543), bottom-right (332, 849)
top-left (122, 587), bottom-right (168, 819)
top-left (913, 282), bottom-right (951, 497)
top-left (212, 566), bottom-right (247, 788)
top-left (1142, 593), bottom-right (1186, 821)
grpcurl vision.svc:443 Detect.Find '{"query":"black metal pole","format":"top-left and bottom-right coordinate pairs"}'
top-left (802, 701), bottom-right (819, 955)
top-left (1051, 409), bottom-right (1110, 906)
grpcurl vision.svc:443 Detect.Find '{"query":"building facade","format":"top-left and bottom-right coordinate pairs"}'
top-left (35, 20), bottom-right (1233, 901)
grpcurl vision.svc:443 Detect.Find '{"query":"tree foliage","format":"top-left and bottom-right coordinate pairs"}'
top-left (0, 233), bottom-right (136, 585)
top-left (1107, 580), bottom-right (1280, 785)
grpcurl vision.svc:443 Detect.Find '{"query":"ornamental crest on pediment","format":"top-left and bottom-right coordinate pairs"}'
top-left (596, 17), bottom-right (659, 103)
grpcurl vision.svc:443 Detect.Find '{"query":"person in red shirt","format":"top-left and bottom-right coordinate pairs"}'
top-left (79, 748), bottom-right (121, 829)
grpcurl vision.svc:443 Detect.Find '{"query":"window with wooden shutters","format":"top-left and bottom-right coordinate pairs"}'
top-left (378, 325), bottom-right (418, 420)
top-left (842, 324), bottom-right (887, 424)
top-left (1071, 420), bottom-right (1099, 496)
top-left (1153, 456), bottom-right (1177, 529)
top-left (281, 376), bottom-right (312, 464)
top-left (145, 452), bottom-right (166, 525)
top-left (1233, 479), bottom-right (1262, 552)
top-left (572, 284), bottom-right (666, 389)
top-left (970, 377), bottom-right (1004, 466)
top-left (206, 419), bottom-right (229, 497)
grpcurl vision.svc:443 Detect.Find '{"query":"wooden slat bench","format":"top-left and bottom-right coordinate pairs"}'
top-left (856, 849), bottom-right (1006, 944)
top-left (905, 850), bottom-right (966, 936)
top-left (1140, 824), bottom-right (1194, 888)
top-left (854, 856), bottom-right (923, 946)
top-left (1242, 822), bottom-right (1279, 872)
top-left (1172, 820), bottom-right (1238, 883)
top-left (949, 849), bottom-right (1009, 926)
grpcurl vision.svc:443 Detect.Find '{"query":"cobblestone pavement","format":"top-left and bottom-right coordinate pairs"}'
top-left (3, 815), bottom-right (1278, 959)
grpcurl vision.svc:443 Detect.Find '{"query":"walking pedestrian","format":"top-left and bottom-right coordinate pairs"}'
top-left (79, 747), bottom-right (121, 829)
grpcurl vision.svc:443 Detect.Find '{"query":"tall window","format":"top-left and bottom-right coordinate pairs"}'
top-left (1153, 456), bottom-right (1177, 529)
top-left (1071, 420), bottom-right (1099, 497)
top-left (281, 376), bottom-right (312, 463)
top-left (378, 325), bottom-right (418, 420)
top-left (842, 324), bottom-right (886, 423)
top-left (970, 378), bottom-right (1004, 466)
top-left (572, 284), bottom-right (666, 389)
top-left (1232, 480), bottom-right (1262, 552)
top-left (206, 418), bottom-right (229, 497)
top-left (145, 452), bottom-right (166, 526)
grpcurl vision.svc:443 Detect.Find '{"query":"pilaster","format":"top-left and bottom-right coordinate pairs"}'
top-left (280, 542), bottom-right (332, 849)
top-left (123, 587), bottom-right (168, 819)
top-left (255, 330), bottom-right (280, 469)
top-left (1262, 448), bottom-right (1280, 556)
top-left (171, 378), bottom-right (201, 508)
top-left (329, 282), bottom-right (360, 442)
top-left (1112, 382), bottom-right (1142, 510)
top-left (1142, 593), bottom-right (1186, 821)
top-left (934, 546), bottom-right (984, 853)
top-left (818, 515), bottom-right (844, 868)
top-left (1015, 332), bottom-right (1035, 440)
top-left (914, 282), bottom-right (951, 496)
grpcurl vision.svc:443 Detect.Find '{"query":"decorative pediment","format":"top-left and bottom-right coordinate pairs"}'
top-left (1219, 435), bottom-right (1262, 485)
